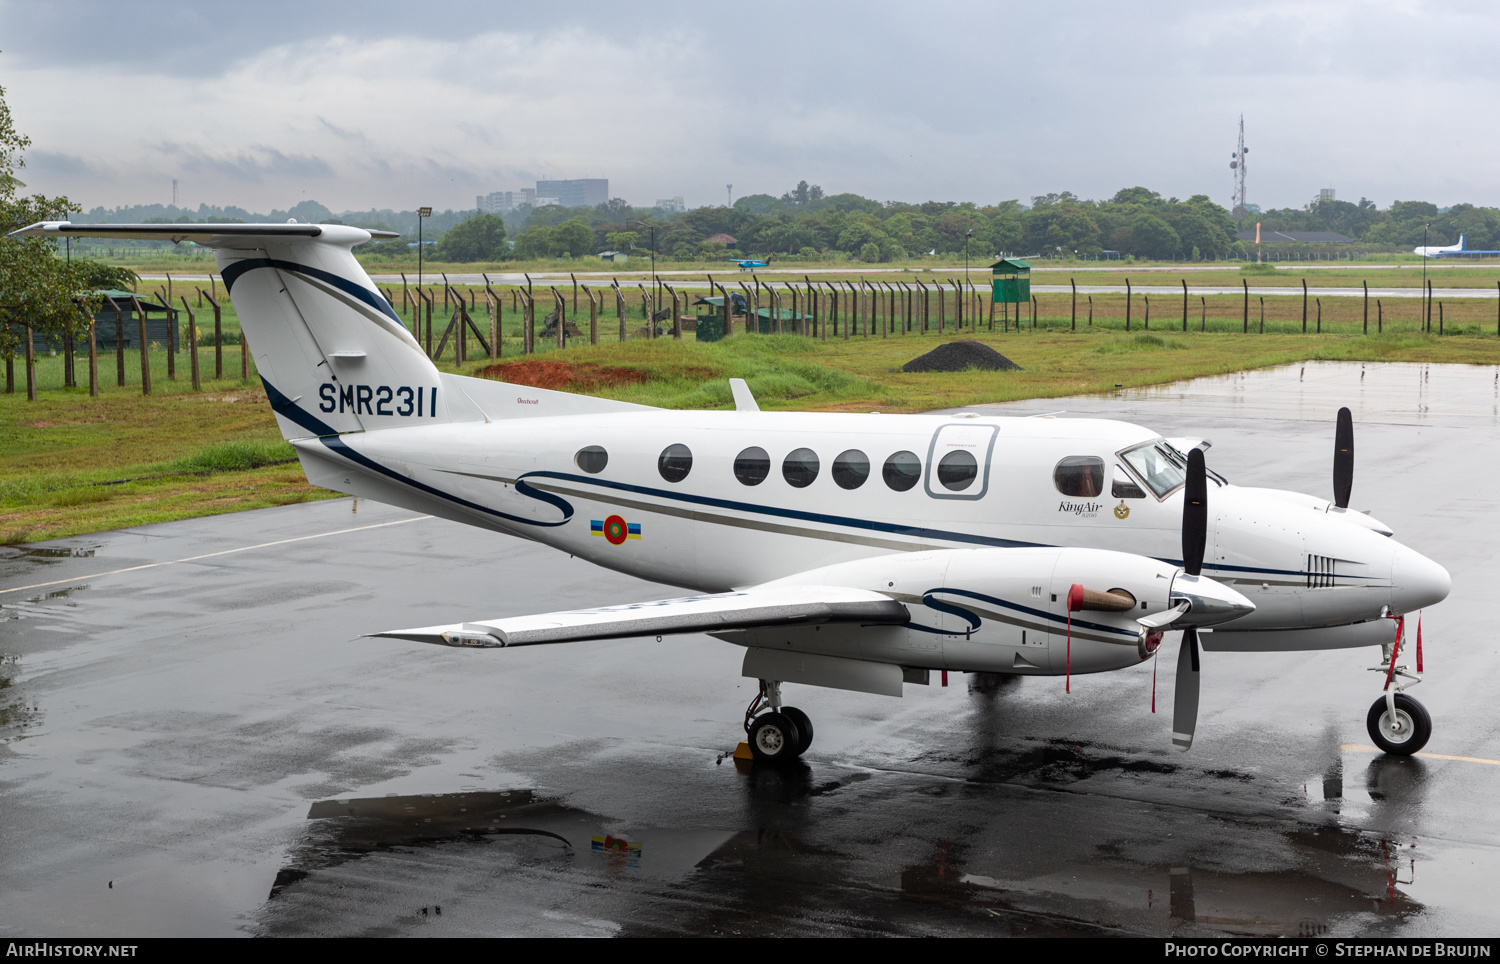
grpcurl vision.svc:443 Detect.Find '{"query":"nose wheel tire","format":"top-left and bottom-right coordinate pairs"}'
top-left (780, 706), bottom-right (814, 755)
top-left (748, 712), bottom-right (802, 763)
top-left (1366, 693), bottom-right (1432, 755)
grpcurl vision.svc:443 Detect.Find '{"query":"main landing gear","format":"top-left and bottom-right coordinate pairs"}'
top-left (1365, 616), bottom-right (1431, 755)
top-left (745, 680), bottom-right (814, 763)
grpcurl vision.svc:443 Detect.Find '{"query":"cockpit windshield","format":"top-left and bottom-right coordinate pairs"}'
top-left (1119, 440), bottom-right (1187, 498)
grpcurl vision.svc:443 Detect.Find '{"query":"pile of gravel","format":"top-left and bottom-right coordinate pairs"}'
top-left (901, 341), bottom-right (1022, 373)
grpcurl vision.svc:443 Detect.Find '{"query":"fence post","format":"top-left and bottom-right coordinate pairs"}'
top-left (571, 273), bottom-right (578, 319)
top-left (442, 272), bottom-right (450, 309)
top-left (1071, 278), bottom-right (1077, 330)
top-left (614, 282), bottom-right (627, 342)
top-left (1439, 301), bottom-right (1443, 335)
top-left (553, 287), bottom-right (566, 349)
top-left (180, 297), bottom-right (200, 390)
top-left (937, 282), bottom-right (945, 334)
top-left (1301, 278), bottom-right (1308, 333)
top-left (1363, 280), bottom-right (1369, 334)
top-left (1317, 297), bottom-right (1322, 334)
top-left (108, 298), bottom-right (125, 387)
top-left (1427, 280), bottom-right (1434, 332)
top-left (4, 326), bottom-right (11, 394)
top-left (1032, 295), bottom-right (1038, 330)
top-left (1088, 295), bottom-right (1093, 328)
top-left (1125, 278), bottom-right (1132, 332)
top-left (424, 291), bottom-right (434, 357)
top-left (1242, 279), bottom-right (1248, 333)
top-left (131, 296), bottom-right (151, 395)
top-left (202, 292), bottom-right (223, 379)
top-left (23, 323), bottom-right (35, 401)
top-left (1378, 300), bottom-right (1383, 334)
top-left (63, 326), bottom-right (74, 388)
top-left (165, 298), bottom-right (176, 381)
top-left (86, 309), bottom-right (97, 397)
top-left (587, 287), bottom-right (598, 346)
top-left (1181, 279), bottom-right (1188, 332)
top-left (1144, 295), bottom-right (1150, 330)
top-left (1201, 296), bottom-right (1207, 332)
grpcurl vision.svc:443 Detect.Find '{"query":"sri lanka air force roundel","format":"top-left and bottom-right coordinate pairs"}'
top-left (591, 514), bottom-right (641, 545)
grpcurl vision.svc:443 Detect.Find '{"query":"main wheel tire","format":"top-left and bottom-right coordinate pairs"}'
top-left (748, 712), bottom-right (801, 763)
top-left (1366, 693), bottom-right (1432, 755)
top-left (781, 706), bottom-right (814, 755)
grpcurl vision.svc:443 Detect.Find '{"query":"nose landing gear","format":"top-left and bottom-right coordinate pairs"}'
top-left (745, 680), bottom-right (814, 763)
top-left (1365, 616), bottom-right (1430, 755)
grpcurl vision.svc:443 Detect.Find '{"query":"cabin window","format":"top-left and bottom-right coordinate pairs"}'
top-left (575, 445), bottom-right (608, 474)
top-left (734, 446), bottom-right (771, 486)
top-left (658, 443), bottom-right (693, 483)
top-left (782, 448), bottom-right (820, 488)
top-left (1112, 466), bottom-right (1147, 499)
top-left (832, 450), bottom-right (870, 490)
top-left (1053, 456), bottom-right (1104, 497)
top-left (883, 451), bottom-right (921, 491)
top-left (936, 450), bottom-right (978, 491)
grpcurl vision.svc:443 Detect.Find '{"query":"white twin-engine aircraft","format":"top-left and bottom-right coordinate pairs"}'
top-left (18, 222), bottom-right (1452, 762)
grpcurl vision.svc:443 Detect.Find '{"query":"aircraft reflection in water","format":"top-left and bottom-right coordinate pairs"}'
top-left (257, 757), bottom-right (1423, 937)
top-left (14, 221), bottom-right (1451, 762)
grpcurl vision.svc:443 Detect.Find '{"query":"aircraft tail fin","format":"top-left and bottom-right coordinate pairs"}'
top-left (10, 222), bottom-right (452, 440)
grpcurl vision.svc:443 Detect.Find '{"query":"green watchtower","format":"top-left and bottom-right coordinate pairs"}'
top-left (990, 258), bottom-right (1031, 305)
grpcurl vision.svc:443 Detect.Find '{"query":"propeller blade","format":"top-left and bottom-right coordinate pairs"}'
top-left (1182, 448), bottom-right (1207, 577)
top-left (1333, 406), bottom-right (1354, 509)
top-left (1172, 628), bottom-right (1201, 752)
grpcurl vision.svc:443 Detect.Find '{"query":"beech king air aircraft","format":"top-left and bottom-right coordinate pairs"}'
top-left (15, 221), bottom-right (1453, 763)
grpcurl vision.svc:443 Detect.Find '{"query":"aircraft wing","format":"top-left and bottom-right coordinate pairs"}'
top-left (372, 585), bottom-right (910, 648)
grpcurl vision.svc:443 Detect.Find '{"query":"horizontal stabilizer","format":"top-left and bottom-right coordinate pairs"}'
top-left (8, 221), bottom-right (397, 247)
top-left (373, 585), bottom-right (910, 648)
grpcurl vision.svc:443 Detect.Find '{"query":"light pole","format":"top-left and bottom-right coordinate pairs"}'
top-left (417, 206), bottom-right (432, 289)
top-left (1422, 223), bottom-right (1429, 332)
top-left (629, 219), bottom-right (658, 321)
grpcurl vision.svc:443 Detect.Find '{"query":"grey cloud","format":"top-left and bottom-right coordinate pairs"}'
top-left (158, 143), bottom-right (336, 183)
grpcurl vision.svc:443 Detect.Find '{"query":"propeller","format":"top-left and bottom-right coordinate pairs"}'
top-left (1333, 406), bottom-right (1354, 509)
top-left (1173, 448), bottom-right (1208, 751)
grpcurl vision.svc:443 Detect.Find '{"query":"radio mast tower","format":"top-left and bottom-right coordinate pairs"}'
top-left (1230, 115), bottom-right (1248, 222)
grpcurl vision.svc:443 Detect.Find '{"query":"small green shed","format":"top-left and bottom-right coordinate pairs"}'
top-left (991, 258), bottom-right (1031, 304)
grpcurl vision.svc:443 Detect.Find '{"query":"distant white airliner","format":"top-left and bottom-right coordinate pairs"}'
top-left (1414, 234), bottom-right (1466, 258)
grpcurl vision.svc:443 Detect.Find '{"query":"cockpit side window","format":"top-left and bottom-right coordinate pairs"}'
top-left (1112, 467), bottom-right (1147, 499)
top-left (1118, 440), bottom-right (1187, 499)
top-left (1054, 457), bottom-right (1104, 497)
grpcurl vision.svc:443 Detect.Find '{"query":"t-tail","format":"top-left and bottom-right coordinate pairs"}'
top-left (7, 221), bottom-right (650, 442)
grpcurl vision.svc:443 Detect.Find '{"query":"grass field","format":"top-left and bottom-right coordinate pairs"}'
top-left (7, 323), bottom-right (1500, 545)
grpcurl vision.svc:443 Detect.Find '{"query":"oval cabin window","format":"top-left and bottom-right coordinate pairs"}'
top-left (782, 448), bottom-right (820, 488)
top-left (575, 445), bottom-right (608, 474)
top-left (658, 443), bottom-right (693, 483)
top-left (883, 451), bottom-right (921, 491)
top-left (734, 446), bottom-right (770, 486)
top-left (1053, 456), bottom-right (1104, 497)
top-left (831, 450), bottom-right (870, 490)
top-left (936, 450), bottom-right (978, 491)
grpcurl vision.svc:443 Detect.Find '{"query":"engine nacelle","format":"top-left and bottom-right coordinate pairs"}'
top-left (741, 547), bottom-right (1250, 678)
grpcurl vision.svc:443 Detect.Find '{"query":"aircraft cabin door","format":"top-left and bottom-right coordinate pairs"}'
top-left (924, 422), bottom-right (999, 501)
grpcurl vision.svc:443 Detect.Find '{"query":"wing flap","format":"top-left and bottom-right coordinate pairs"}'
top-left (373, 585), bottom-right (909, 648)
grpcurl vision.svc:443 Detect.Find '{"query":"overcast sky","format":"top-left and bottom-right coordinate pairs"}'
top-left (1, 1), bottom-right (1495, 215)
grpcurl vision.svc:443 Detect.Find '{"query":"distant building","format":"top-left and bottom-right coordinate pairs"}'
top-left (536, 179), bottom-right (609, 209)
top-left (655, 196), bottom-right (686, 213)
top-left (705, 233), bottom-right (737, 246)
top-left (476, 189), bottom-right (559, 212)
top-left (1319, 188), bottom-right (1336, 203)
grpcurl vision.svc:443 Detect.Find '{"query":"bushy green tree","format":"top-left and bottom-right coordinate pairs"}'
top-left (0, 81), bottom-right (103, 388)
top-left (437, 213), bottom-right (507, 262)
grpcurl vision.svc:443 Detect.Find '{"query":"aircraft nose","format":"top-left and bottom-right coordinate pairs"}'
top-left (1392, 544), bottom-right (1451, 613)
